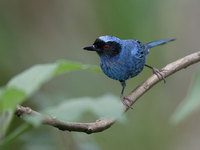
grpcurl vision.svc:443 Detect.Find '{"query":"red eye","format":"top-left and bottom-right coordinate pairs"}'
top-left (104, 45), bottom-right (109, 50)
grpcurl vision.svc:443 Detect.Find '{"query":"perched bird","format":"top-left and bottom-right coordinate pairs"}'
top-left (83, 36), bottom-right (174, 108)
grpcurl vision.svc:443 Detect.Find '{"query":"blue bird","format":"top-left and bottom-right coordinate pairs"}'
top-left (83, 36), bottom-right (174, 108)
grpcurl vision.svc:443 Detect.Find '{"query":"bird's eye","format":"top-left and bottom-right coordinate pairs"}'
top-left (104, 45), bottom-right (109, 50)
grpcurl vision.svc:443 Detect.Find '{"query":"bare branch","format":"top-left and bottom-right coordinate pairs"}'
top-left (16, 51), bottom-right (200, 133)
top-left (16, 105), bottom-right (115, 134)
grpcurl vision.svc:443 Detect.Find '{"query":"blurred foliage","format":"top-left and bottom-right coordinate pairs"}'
top-left (0, 0), bottom-right (200, 150)
top-left (23, 94), bottom-right (124, 127)
top-left (0, 61), bottom-right (100, 115)
top-left (0, 110), bottom-right (13, 138)
top-left (0, 61), bottom-right (101, 145)
top-left (43, 94), bottom-right (124, 122)
top-left (170, 67), bottom-right (200, 124)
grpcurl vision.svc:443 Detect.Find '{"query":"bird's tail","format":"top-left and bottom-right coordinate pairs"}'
top-left (145, 38), bottom-right (175, 49)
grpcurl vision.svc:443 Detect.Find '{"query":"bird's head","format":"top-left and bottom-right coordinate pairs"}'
top-left (83, 36), bottom-right (122, 57)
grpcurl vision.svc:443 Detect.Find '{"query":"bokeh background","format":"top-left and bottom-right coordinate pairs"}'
top-left (1, 0), bottom-right (200, 150)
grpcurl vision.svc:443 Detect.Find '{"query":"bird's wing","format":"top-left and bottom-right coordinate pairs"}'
top-left (130, 41), bottom-right (146, 60)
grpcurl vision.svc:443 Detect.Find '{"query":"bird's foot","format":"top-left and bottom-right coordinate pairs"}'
top-left (120, 94), bottom-right (133, 109)
top-left (152, 67), bottom-right (166, 83)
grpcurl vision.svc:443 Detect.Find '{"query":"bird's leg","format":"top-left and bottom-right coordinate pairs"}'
top-left (120, 81), bottom-right (133, 109)
top-left (145, 64), bottom-right (166, 83)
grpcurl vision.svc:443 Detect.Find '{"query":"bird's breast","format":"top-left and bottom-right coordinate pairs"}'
top-left (101, 60), bottom-right (124, 80)
top-left (100, 57), bottom-right (145, 81)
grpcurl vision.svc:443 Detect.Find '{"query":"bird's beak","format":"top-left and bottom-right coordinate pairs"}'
top-left (83, 45), bottom-right (96, 51)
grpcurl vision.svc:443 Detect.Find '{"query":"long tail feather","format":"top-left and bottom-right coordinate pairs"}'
top-left (145, 38), bottom-right (175, 49)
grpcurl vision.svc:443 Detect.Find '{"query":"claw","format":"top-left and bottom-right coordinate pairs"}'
top-left (120, 94), bottom-right (133, 109)
top-left (145, 64), bottom-right (166, 83)
top-left (152, 67), bottom-right (166, 83)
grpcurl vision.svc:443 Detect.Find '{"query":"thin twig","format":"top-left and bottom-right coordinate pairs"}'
top-left (16, 51), bottom-right (200, 134)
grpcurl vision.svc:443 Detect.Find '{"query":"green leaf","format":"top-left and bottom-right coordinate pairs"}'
top-left (24, 94), bottom-right (125, 127)
top-left (170, 68), bottom-right (200, 124)
top-left (8, 64), bottom-right (57, 96)
top-left (0, 109), bottom-right (14, 138)
top-left (24, 115), bottom-right (44, 127)
top-left (0, 88), bottom-right (26, 114)
top-left (0, 61), bottom-right (101, 115)
top-left (0, 123), bottom-right (31, 147)
top-left (54, 60), bottom-right (101, 75)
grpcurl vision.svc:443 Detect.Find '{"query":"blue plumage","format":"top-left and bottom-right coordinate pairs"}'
top-left (83, 36), bottom-right (174, 108)
top-left (100, 39), bottom-right (146, 81)
top-left (145, 38), bottom-right (175, 49)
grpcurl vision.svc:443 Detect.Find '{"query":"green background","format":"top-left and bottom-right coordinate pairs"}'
top-left (0, 0), bottom-right (200, 150)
